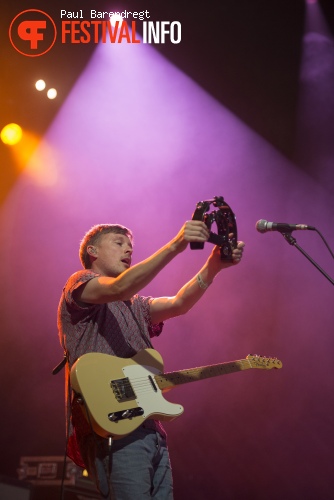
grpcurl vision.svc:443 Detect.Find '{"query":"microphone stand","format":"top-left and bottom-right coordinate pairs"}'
top-left (281, 232), bottom-right (334, 286)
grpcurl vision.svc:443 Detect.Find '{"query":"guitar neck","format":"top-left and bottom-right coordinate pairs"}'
top-left (154, 359), bottom-right (253, 391)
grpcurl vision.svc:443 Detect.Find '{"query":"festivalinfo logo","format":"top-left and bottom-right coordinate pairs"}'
top-left (9, 8), bottom-right (182, 57)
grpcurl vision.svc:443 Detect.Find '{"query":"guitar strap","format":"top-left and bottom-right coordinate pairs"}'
top-left (52, 350), bottom-right (69, 375)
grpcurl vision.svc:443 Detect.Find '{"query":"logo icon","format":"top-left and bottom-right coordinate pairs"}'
top-left (9, 9), bottom-right (57, 57)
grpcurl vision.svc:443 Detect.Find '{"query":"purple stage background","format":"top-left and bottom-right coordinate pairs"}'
top-left (1, 12), bottom-right (334, 500)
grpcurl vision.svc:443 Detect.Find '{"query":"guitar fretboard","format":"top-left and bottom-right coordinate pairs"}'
top-left (154, 359), bottom-right (252, 391)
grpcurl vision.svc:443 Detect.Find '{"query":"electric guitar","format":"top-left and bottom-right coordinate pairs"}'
top-left (70, 349), bottom-right (282, 439)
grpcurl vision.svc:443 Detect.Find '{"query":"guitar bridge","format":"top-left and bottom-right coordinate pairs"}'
top-left (111, 377), bottom-right (136, 402)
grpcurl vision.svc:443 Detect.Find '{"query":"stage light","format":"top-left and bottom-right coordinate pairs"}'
top-left (35, 80), bottom-right (46, 91)
top-left (1, 123), bottom-right (23, 145)
top-left (110, 14), bottom-right (123, 27)
top-left (47, 88), bottom-right (57, 99)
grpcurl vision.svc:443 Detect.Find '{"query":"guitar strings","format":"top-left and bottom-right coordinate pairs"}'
top-left (111, 359), bottom-right (254, 397)
top-left (110, 357), bottom-right (279, 398)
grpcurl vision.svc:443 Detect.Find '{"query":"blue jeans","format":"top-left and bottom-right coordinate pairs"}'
top-left (80, 426), bottom-right (173, 499)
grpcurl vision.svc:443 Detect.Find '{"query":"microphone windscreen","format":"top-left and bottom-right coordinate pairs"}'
top-left (255, 219), bottom-right (268, 233)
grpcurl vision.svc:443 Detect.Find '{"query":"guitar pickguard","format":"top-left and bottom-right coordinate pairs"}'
top-left (123, 364), bottom-right (184, 421)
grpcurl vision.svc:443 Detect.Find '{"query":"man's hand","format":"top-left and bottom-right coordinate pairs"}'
top-left (207, 237), bottom-right (245, 273)
top-left (172, 220), bottom-right (210, 253)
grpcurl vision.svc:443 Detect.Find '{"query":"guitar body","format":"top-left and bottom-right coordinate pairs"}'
top-left (70, 349), bottom-right (184, 439)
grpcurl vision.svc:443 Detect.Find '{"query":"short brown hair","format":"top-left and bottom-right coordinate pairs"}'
top-left (79, 224), bottom-right (133, 269)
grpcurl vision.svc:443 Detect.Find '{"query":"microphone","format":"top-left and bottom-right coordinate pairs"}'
top-left (256, 219), bottom-right (315, 233)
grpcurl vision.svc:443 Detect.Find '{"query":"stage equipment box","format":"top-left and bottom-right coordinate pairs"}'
top-left (17, 455), bottom-right (81, 486)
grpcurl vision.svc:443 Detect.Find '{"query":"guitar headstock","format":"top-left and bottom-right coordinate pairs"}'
top-left (246, 354), bottom-right (282, 370)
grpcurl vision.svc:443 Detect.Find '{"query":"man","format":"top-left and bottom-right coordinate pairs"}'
top-left (58, 219), bottom-right (245, 499)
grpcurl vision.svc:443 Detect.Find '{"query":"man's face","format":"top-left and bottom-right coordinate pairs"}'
top-left (89, 232), bottom-right (133, 277)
